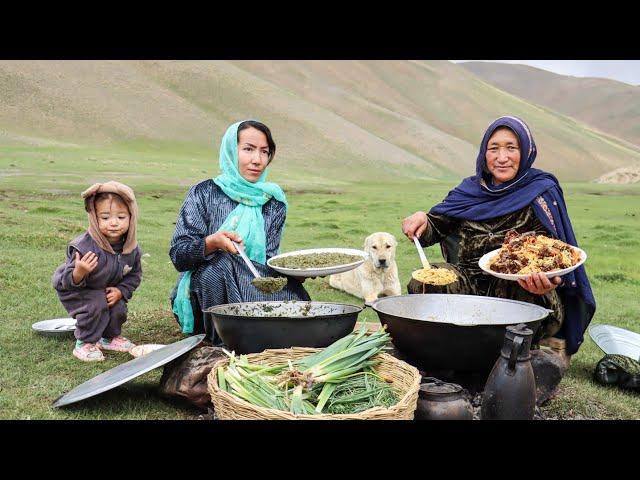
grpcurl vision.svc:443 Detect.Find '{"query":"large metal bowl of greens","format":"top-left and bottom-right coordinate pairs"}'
top-left (203, 301), bottom-right (362, 354)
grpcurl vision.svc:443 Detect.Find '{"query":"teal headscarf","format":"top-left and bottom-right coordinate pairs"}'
top-left (212, 120), bottom-right (287, 265)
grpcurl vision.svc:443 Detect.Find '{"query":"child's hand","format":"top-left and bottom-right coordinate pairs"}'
top-left (105, 287), bottom-right (123, 307)
top-left (72, 251), bottom-right (98, 284)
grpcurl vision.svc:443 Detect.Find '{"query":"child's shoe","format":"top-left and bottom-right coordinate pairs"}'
top-left (99, 336), bottom-right (136, 352)
top-left (73, 342), bottom-right (105, 362)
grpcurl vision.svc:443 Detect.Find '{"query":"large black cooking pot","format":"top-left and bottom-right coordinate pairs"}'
top-left (368, 294), bottom-right (551, 375)
top-left (203, 301), bottom-right (362, 354)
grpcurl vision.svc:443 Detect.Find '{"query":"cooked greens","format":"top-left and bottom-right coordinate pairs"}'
top-left (271, 252), bottom-right (362, 269)
top-left (251, 276), bottom-right (288, 294)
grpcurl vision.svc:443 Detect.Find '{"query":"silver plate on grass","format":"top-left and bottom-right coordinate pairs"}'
top-left (589, 324), bottom-right (640, 361)
top-left (52, 334), bottom-right (206, 408)
top-left (32, 318), bottom-right (77, 337)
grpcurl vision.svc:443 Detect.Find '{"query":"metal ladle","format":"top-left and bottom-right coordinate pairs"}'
top-left (413, 235), bottom-right (431, 269)
top-left (231, 241), bottom-right (287, 294)
top-left (232, 241), bottom-right (261, 278)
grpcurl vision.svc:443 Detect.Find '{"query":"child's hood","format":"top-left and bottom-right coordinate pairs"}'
top-left (81, 181), bottom-right (139, 255)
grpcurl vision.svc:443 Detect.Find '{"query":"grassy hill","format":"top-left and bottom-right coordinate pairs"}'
top-left (461, 61), bottom-right (640, 149)
top-left (2, 60), bottom-right (640, 182)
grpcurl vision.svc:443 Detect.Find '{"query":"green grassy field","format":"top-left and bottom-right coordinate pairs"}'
top-left (1, 144), bottom-right (639, 419)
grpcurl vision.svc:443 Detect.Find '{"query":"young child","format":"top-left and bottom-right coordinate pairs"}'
top-left (52, 181), bottom-right (142, 362)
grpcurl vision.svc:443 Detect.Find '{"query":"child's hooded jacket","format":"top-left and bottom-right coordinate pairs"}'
top-left (52, 181), bottom-right (142, 301)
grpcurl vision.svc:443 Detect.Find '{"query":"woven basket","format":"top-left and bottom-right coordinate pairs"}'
top-left (207, 347), bottom-right (421, 420)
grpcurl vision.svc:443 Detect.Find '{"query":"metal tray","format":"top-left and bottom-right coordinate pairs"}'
top-left (32, 318), bottom-right (77, 337)
top-left (52, 334), bottom-right (205, 408)
top-left (589, 324), bottom-right (640, 361)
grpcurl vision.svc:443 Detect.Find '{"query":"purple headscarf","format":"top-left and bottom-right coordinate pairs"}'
top-left (431, 116), bottom-right (596, 355)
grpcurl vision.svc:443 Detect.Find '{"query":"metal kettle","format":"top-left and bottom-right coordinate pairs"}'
top-left (481, 323), bottom-right (536, 420)
top-left (415, 377), bottom-right (473, 420)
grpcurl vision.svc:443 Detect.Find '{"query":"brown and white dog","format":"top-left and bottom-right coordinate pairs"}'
top-left (329, 232), bottom-right (401, 303)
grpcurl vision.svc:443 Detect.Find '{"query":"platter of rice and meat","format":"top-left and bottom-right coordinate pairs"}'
top-left (478, 230), bottom-right (587, 281)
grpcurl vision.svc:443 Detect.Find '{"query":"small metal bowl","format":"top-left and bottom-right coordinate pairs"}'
top-left (32, 318), bottom-right (77, 337)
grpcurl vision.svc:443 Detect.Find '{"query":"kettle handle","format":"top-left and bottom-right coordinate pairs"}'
top-left (422, 376), bottom-right (445, 386)
top-left (508, 336), bottom-right (523, 370)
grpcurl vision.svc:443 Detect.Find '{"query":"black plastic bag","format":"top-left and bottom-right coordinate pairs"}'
top-left (594, 354), bottom-right (640, 391)
top-left (159, 344), bottom-right (227, 411)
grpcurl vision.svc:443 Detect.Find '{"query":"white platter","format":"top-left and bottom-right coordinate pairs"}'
top-left (478, 246), bottom-right (587, 281)
top-left (589, 324), bottom-right (640, 360)
top-left (32, 317), bottom-right (77, 337)
top-left (267, 247), bottom-right (368, 278)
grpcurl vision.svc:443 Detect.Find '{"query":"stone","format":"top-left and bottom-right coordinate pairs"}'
top-left (530, 348), bottom-right (567, 406)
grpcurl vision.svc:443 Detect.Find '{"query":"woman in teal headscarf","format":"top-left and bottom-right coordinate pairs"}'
top-left (169, 120), bottom-right (310, 343)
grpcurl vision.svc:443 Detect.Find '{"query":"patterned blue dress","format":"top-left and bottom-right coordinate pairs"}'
top-left (169, 180), bottom-right (310, 342)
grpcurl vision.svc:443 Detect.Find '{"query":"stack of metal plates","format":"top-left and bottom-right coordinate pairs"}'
top-left (589, 325), bottom-right (640, 361)
top-left (32, 318), bottom-right (76, 337)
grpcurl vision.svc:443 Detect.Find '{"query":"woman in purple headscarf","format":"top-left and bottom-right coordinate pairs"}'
top-left (401, 116), bottom-right (596, 367)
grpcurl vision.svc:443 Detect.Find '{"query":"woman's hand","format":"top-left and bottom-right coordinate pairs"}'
top-left (204, 230), bottom-right (243, 255)
top-left (401, 211), bottom-right (429, 240)
top-left (517, 273), bottom-right (562, 295)
top-left (72, 251), bottom-right (98, 284)
top-left (105, 287), bottom-right (123, 307)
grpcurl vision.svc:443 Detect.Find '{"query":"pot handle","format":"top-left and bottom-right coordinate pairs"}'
top-left (508, 336), bottom-right (524, 371)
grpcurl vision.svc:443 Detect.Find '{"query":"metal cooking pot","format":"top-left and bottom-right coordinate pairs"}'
top-left (203, 301), bottom-right (362, 354)
top-left (367, 294), bottom-right (551, 375)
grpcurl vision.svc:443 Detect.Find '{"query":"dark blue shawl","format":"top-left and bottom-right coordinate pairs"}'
top-left (430, 116), bottom-right (596, 354)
